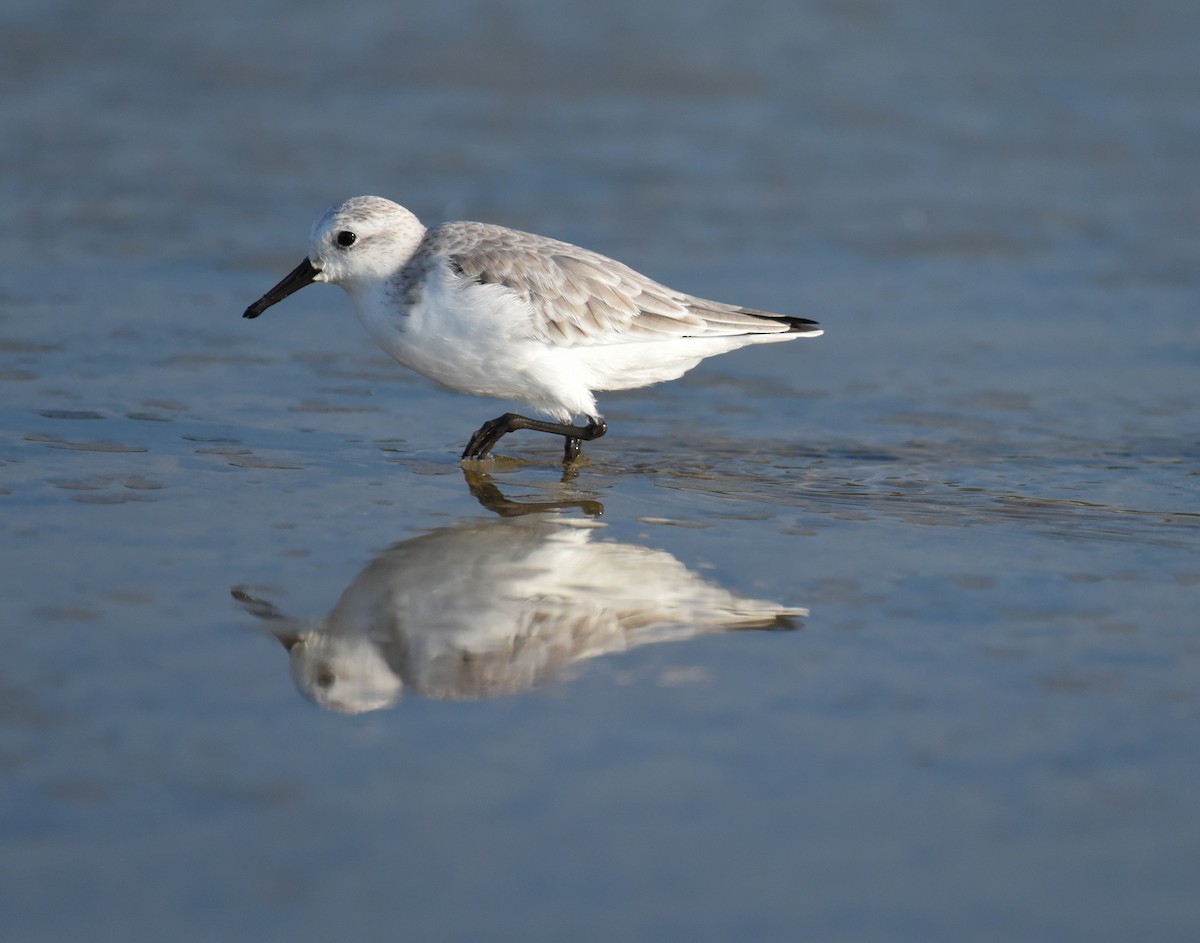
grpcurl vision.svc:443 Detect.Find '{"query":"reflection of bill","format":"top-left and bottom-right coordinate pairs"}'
top-left (234, 507), bottom-right (804, 713)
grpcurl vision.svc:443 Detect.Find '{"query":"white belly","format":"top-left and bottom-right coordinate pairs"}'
top-left (349, 274), bottom-right (600, 422)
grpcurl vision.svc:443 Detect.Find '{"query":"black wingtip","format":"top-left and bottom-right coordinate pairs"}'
top-left (781, 315), bottom-right (822, 334)
top-left (730, 305), bottom-right (822, 335)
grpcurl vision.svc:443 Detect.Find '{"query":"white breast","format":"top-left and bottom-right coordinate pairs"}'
top-left (347, 269), bottom-right (601, 422)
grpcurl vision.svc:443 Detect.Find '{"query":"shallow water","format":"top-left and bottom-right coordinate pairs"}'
top-left (2, 1), bottom-right (1199, 940)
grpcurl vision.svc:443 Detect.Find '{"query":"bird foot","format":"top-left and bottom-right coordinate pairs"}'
top-left (461, 414), bottom-right (607, 463)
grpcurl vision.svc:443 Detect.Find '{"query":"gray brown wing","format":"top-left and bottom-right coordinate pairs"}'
top-left (425, 222), bottom-right (818, 346)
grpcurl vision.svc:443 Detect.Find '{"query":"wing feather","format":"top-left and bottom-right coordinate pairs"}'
top-left (422, 221), bottom-right (817, 346)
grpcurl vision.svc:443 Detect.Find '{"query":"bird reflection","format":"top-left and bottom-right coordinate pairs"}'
top-left (233, 472), bottom-right (804, 712)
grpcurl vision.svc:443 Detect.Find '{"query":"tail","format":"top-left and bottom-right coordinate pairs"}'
top-left (776, 314), bottom-right (823, 336)
top-left (677, 296), bottom-right (824, 339)
top-left (729, 305), bottom-right (823, 337)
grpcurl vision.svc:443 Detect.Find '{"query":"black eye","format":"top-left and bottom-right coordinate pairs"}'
top-left (335, 230), bottom-right (357, 248)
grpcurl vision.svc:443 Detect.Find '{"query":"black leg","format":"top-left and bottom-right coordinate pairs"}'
top-left (462, 413), bottom-right (607, 462)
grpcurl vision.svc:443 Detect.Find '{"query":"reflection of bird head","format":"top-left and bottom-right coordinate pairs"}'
top-left (233, 586), bottom-right (405, 714)
top-left (276, 630), bottom-right (404, 715)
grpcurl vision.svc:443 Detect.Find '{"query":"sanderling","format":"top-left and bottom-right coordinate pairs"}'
top-left (244, 196), bottom-right (822, 462)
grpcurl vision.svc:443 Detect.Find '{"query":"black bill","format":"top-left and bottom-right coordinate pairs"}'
top-left (243, 257), bottom-right (320, 319)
